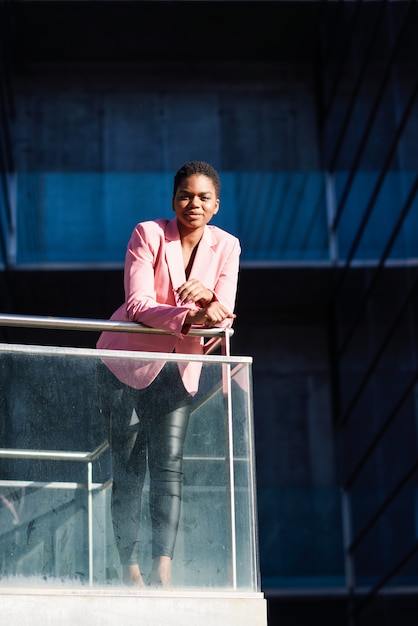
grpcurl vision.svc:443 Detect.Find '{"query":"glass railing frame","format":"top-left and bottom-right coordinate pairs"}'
top-left (0, 314), bottom-right (258, 591)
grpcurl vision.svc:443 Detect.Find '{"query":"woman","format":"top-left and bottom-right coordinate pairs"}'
top-left (96, 161), bottom-right (240, 587)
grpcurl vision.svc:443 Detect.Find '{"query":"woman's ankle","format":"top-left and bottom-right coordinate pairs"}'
top-left (148, 555), bottom-right (171, 587)
top-left (122, 564), bottom-right (145, 587)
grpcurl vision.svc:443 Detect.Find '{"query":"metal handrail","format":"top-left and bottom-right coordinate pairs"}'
top-left (0, 313), bottom-right (233, 338)
top-left (0, 440), bottom-right (109, 463)
top-left (0, 312), bottom-right (234, 356)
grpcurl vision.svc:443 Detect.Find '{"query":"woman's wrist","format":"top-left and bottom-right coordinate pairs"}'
top-left (201, 290), bottom-right (214, 306)
top-left (185, 310), bottom-right (197, 325)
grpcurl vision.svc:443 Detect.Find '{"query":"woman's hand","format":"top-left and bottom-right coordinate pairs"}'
top-left (185, 300), bottom-right (236, 326)
top-left (176, 279), bottom-right (214, 307)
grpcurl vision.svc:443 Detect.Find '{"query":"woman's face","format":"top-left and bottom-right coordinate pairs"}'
top-left (172, 174), bottom-right (219, 234)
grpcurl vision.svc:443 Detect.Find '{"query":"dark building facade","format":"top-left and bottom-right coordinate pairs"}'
top-left (1, 1), bottom-right (418, 624)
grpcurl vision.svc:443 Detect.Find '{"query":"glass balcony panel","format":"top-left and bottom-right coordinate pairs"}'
top-left (0, 343), bottom-right (258, 592)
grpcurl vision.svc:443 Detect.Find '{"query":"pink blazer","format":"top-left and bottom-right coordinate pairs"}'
top-left (96, 217), bottom-right (240, 394)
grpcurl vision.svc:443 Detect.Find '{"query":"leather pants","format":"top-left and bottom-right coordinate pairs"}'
top-left (96, 362), bottom-right (192, 565)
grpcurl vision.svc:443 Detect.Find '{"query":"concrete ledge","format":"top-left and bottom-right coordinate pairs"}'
top-left (0, 588), bottom-right (268, 626)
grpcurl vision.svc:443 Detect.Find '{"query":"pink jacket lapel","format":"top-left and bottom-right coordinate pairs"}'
top-left (188, 226), bottom-right (217, 279)
top-left (164, 217), bottom-right (217, 293)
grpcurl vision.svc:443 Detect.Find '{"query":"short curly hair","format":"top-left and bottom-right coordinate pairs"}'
top-left (173, 161), bottom-right (221, 197)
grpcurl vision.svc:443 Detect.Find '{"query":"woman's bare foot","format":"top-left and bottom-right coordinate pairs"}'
top-left (122, 564), bottom-right (145, 588)
top-left (147, 556), bottom-right (171, 587)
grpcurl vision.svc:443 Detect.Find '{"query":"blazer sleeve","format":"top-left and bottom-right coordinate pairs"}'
top-left (209, 235), bottom-right (241, 329)
top-left (124, 222), bottom-right (190, 337)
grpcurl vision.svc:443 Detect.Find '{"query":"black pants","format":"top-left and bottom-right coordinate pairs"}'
top-left (96, 362), bottom-right (192, 565)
